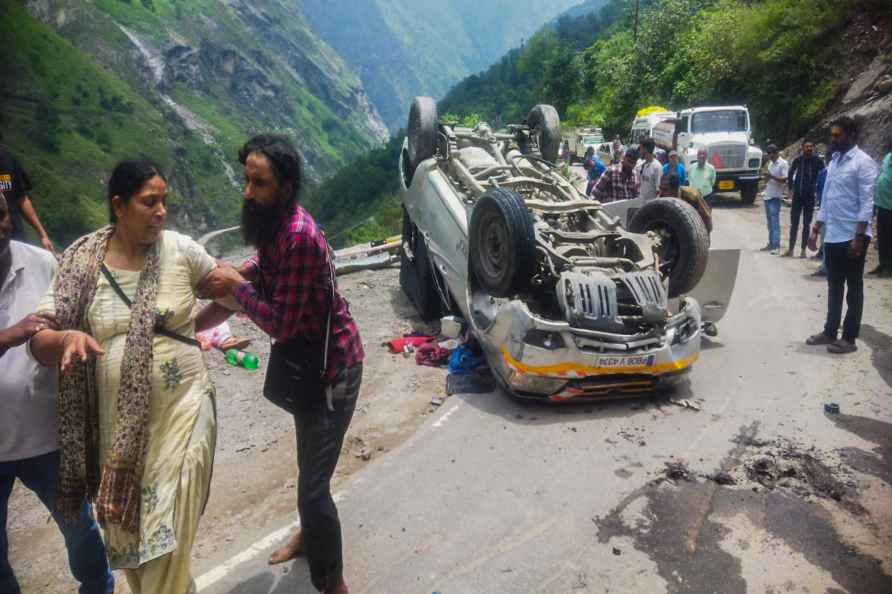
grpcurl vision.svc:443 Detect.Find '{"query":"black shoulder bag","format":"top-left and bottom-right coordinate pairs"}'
top-left (260, 258), bottom-right (336, 415)
top-left (100, 264), bottom-right (200, 348)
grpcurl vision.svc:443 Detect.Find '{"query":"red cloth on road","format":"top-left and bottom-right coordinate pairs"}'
top-left (415, 342), bottom-right (451, 367)
top-left (386, 335), bottom-right (437, 354)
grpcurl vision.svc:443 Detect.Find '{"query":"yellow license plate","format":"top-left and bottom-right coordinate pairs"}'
top-left (719, 180), bottom-right (735, 190)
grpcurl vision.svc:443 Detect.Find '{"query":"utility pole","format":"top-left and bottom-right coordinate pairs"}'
top-left (633, 0), bottom-right (640, 42)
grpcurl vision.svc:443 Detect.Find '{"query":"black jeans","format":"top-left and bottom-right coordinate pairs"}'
top-left (824, 239), bottom-right (870, 342)
top-left (789, 193), bottom-right (815, 250)
top-left (878, 205), bottom-right (892, 271)
top-left (294, 363), bottom-right (362, 591)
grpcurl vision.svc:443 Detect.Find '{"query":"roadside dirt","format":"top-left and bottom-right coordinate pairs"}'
top-left (7, 265), bottom-right (449, 593)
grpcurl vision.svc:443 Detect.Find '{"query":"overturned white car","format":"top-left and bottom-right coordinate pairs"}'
top-left (398, 97), bottom-right (737, 401)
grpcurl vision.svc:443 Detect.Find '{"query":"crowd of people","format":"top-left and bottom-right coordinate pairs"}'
top-left (1, 136), bottom-right (361, 594)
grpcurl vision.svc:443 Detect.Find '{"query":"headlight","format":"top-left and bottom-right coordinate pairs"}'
top-left (748, 158), bottom-right (761, 169)
top-left (524, 329), bottom-right (566, 350)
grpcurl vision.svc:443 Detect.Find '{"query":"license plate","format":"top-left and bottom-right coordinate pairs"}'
top-left (596, 354), bottom-right (657, 368)
top-left (719, 180), bottom-right (735, 190)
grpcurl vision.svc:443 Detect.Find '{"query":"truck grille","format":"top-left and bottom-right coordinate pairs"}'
top-left (709, 143), bottom-right (746, 170)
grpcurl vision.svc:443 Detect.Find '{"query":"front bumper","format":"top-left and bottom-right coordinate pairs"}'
top-left (714, 170), bottom-right (760, 191)
top-left (478, 298), bottom-right (702, 401)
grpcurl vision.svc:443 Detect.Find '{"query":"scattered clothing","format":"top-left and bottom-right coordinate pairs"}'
top-left (386, 334), bottom-right (436, 354)
top-left (688, 162), bottom-right (716, 198)
top-left (448, 344), bottom-right (484, 375)
top-left (415, 342), bottom-right (451, 367)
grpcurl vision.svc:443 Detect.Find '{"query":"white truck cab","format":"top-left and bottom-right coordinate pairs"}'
top-left (564, 127), bottom-right (605, 162)
top-left (651, 105), bottom-right (763, 203)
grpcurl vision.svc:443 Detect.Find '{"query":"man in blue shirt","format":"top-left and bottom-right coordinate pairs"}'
top-left (662, 150), bottom-right (687, 187)
top-left (806, 117), bottom-right (878, 354)
top-left (584, 151), bottom-right (607, 197)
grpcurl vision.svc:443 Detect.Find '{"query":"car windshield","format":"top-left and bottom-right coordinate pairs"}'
top-left (691, 110), bottom-right (748, 134)
top-left (582, 135), bottom-right (603, 144)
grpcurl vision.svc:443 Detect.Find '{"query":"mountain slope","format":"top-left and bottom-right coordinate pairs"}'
top-left (4, 0), bottom-right (388, 243)
top-left (298, 0), bottom-right (582, 130)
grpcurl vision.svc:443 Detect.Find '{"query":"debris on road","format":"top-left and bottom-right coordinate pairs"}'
top-left (825, 402), bottom-right (841, 414)
top-left (663, 461), bottom-right (696, 482)
top-left (669, 398), bottom-right (701, 411)
top-left (446, 370), bottom-right (496, 395)
top-left (711, 471), bottom-right (737, 485)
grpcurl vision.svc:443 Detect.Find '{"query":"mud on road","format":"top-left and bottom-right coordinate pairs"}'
top-left (8, 265), bottom-right (445, 593)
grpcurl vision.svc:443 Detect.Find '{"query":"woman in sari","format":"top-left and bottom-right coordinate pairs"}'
top-left (30, 160), bottom-right (232, 593)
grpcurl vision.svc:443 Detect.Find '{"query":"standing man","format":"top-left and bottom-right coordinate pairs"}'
top-left (0, 147), bottom-right (55, 254)
top-left (662, 151), bottom-right (688, 187)
top-left (784, 140), bottom-right (824, 258)
top-left (806, 117), bottom-right (878, 354)
top-left (762, 144), bottom-right (788, 255)
top-left (869, 149), bottom-right (891, 277)
top-left (637, 137), bottom-right (662, 201)
top-left (0, 192), bottom-right (114, 594)
top-left (592, 149), bottom-right (640, 203)
top-left (199, 135), bottom-right (363, 594)
top-left (688, 147), bottom-right (716, 200)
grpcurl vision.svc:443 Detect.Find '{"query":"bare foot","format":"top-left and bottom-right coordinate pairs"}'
top-left (268, 531), bottom-right (303, 565)
top-left (325, 574), bottom-right (349, 594)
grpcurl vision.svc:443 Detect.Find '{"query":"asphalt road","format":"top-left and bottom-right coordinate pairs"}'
top-left (198, 198), bottom-right (892, 594)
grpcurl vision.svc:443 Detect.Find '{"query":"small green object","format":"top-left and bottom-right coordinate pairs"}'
top-left (225, 349), bottom-right (259, 369)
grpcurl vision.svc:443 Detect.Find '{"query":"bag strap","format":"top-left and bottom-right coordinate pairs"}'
top-left (100, 263), bottom-right (200, 348)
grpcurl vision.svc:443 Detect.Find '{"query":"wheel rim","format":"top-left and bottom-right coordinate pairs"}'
top-left (647, 221), bottom-right (680, 275)
top-left (476, 210), bottom-right (510, 284)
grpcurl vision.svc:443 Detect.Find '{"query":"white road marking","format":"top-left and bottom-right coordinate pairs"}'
top-left (432, 404), bottom-right (461, 428)
top-left (195, 492), bottom-right (345, 591)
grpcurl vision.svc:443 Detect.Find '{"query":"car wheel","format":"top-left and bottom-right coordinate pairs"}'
top-left (740, 181), bottom-right (758, 204)
top-left (399, 208), bottom-right (445, 321)
top-left (629, 198), bottom-right (709, 298)
top-left (525, 104), bottom-right (561, 163)
top-left (469, 188), bottom-right (537, 298)
top-left (407, 96), bottom-right (438, 175)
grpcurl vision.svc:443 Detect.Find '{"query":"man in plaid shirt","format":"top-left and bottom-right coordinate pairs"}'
top-left (200, 135), bottom-right (362, 594)
top-left (592, 149), bottom-right (641, 203)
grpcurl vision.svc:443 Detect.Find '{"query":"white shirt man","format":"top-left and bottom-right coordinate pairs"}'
top-left (637, 138), bottom-right (662, 201)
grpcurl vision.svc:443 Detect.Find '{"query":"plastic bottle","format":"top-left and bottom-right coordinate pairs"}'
top-left (225, 349), bottom-right (259, 370)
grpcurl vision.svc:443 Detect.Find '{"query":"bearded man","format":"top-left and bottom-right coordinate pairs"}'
top-left (200, 134), bottom-right (363, 594)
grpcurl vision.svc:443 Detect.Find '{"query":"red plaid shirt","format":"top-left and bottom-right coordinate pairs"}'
top-left (236, 203), bottom-right (364, 379)
top-left (593, 164), bottom-right (640, 203)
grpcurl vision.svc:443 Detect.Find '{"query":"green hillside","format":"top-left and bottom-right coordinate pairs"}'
top-left (2, 0), bottom-right (387, 245)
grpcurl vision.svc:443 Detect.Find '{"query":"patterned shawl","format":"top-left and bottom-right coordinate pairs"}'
top-left (55, 225), bottom-right (161, 533)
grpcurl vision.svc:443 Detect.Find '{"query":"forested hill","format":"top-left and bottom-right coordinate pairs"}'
top-left (441, 0), bottom-right (890, 146)
top-left (297, 0), bottom-right (584, 131)
top-left (312, 0), bottom-right (891, 247)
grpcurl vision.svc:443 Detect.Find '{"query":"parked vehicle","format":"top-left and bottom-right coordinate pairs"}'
top-left (398, 97), bottom-right (738, 402)
top-left (628, 107), bottom-right (676, 144)
top-left (563, 127), bottom-right (605, 163)
top-left (650, 105), bottom-right (763, 203)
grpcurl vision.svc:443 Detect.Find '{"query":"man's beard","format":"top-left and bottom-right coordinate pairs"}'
top-left (241, 201), bottom-right (282, 247)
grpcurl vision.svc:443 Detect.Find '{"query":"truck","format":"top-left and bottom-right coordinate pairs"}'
top-left (650, 105), bottom-right (763, 203)
top-left (629, 107), bottom-right (676, 145)
top-left (563, 126), bottom-right (605, 163)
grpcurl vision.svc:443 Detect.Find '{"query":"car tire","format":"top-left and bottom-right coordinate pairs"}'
top-left (399, 208), bottom-right (445, 321)
top-left (629, 198), bottom-right (709, 298)
top-left (740, 181), bottom-right (758, 204)
top-left (469, 188), bottom-right (536, 298)
top-left (525, 104), bottom-right (561, 163)
top-left (407, 96), bottom-right (438, 175)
